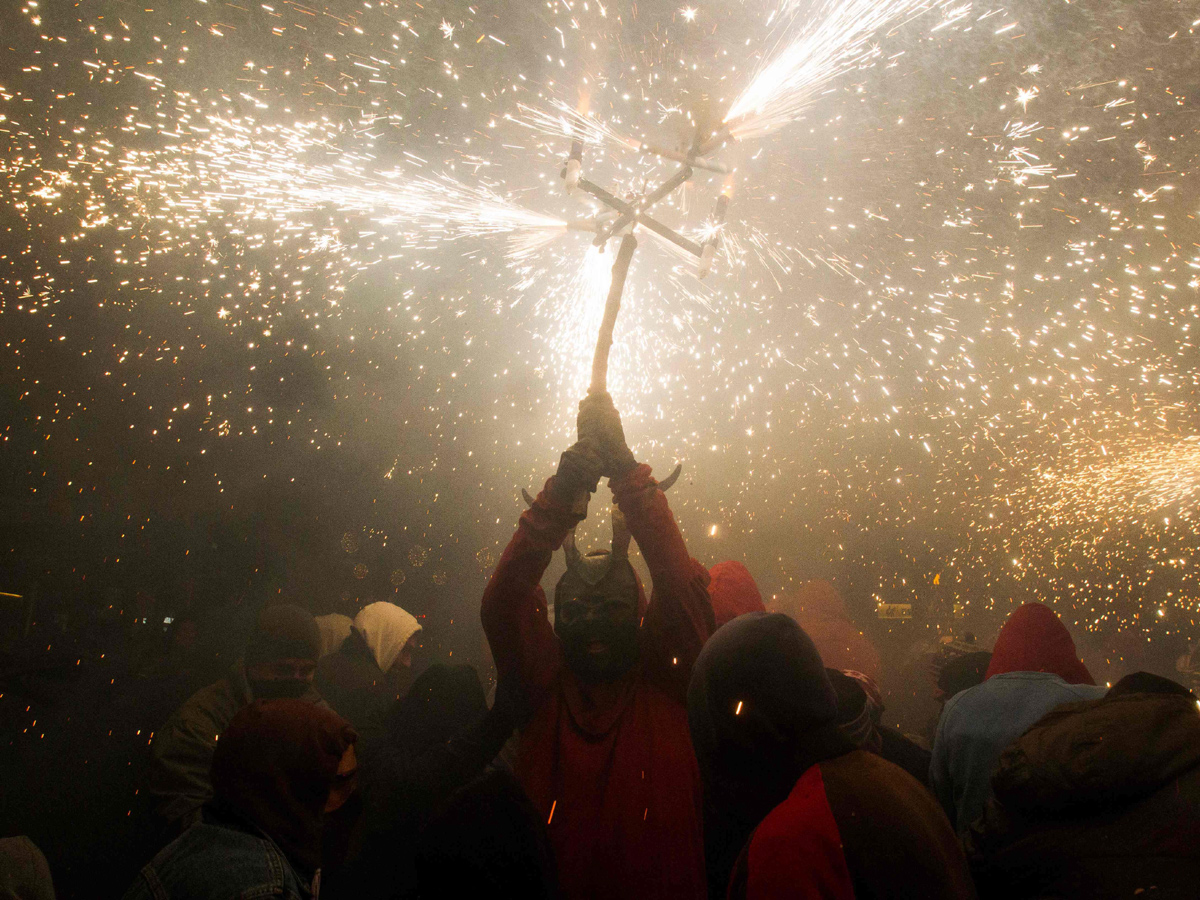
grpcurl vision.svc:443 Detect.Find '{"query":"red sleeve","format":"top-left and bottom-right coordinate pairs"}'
top-left (480, 475), bottom-right (583, 703)
top-left (611, 464), bottom-right (715, 702)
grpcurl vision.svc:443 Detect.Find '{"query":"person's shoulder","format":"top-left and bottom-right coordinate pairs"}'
top-left (139, 823), bottom-right (303, 899)
top-left (165, 675), bottom-right (245, 734)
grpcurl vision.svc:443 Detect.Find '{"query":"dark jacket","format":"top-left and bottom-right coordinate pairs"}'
top-left (149, 666), bottom-right (325, 827)
top-left (315, 629), bottom-right (398, 733)
top-left (690, 613), bottom-right (974, 900)
top-left (121, 811), bottom-right (315, 900)
top-left (966, 689), bottom-right (1200, 898)
top-left (325, 665), bottom-right (513, 900)
top-left (730, 750), bottom-right (976, 900)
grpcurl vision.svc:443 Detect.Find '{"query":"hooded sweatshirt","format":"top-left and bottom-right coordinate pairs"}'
top-left (316, 602), bottom-right (422, 732)
top-left (481, 463), bottom-right (714, 900)
top-left (689, 614), bottom-right (975, 900)
top-left (315, 614), bottom-right (354, 657)
top-left (707, 561), bottom-right (766, 628)
top-left (931, 603), bottom-right (1104, 835)
top-left (355, 602), bottom-right (422, 674)
top-left (125, 700), bottom-right (356, 900)
top-left (966, 675), bottom-right (1200, 898)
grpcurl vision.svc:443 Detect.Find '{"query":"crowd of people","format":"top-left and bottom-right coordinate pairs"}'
top-left (5, 392), bottom-right (1200, 899)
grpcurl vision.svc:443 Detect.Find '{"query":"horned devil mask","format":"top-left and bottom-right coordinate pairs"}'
top-left (554, 508), bottom-right (642, 684)
top-left (534, 465), bottom-right (681, 684)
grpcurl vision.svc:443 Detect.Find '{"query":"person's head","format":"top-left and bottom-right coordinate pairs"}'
top-left (211, 699), bottom-right (357, 875)
top-left (688, 613), bottom-right (847, 815)
top-left (353, 601), bottom-right (422, 675)
top-left (1108, 671), bottom-right (1197, 700)
top-left (244, 604), bottom-right (322, 700)
top-left (553, 527), bottom-right (642, 684)
top-left (935, 650), bottom-right (992, 702)
top-left (415, 768), bottom-right (558, 899)
top-left (985, 602), bottom-right (1094, 685)
top-left (707, 561), bottom-right (766, 629)
top-left (313, 613), bottom-right (353, 658)
top-left (827, 668), bottom-right (883, 753)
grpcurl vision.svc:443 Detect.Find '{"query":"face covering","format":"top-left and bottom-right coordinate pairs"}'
top-left (555, 562), bottom-right (640, 684)
top-left (250, 678), bottom-right (311, 700)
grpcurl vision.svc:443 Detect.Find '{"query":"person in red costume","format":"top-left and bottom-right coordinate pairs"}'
top-left (481, 391), bottom-right (714, 900)
top-left (707, 561), bottom-right (766, 628)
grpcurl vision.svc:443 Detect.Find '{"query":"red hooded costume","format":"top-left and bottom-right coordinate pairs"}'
top-left (984, 602), bottom-right (1094, 684)
top-left (481, 464), bottom-right (713, 900)
top-left (778, 580), bottom-right (882, 683)
top-left (707, 561), bottom-right (766, 628)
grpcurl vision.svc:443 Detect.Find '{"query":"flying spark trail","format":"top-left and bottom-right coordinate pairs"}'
top-left (1, 0), bottom-right (1199, 651)
top-left (723, 0), bottom-right (960, 141)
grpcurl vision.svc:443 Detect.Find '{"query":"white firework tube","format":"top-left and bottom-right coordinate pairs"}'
top-left (563, 158), bottom-right (582, 194)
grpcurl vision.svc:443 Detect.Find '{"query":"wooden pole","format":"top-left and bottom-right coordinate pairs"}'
top-left (589, 234), bottom-right (637, 395)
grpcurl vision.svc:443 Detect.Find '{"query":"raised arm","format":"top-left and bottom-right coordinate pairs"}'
top-left (579, 392), bottom-right (714, 702)
top-left (480, 445), bottom-right (601, 702)
top-left (613, 464), bottom-right (714, 701)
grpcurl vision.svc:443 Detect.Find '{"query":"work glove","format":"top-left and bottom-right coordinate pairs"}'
top-left (578, 391), bottom-right (637, 477)
top-left (550, 440), bottom-right (605, 503)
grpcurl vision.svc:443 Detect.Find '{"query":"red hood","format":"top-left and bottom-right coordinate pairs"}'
top-left (708, 561), bottom-right (765, 628)
top-left (985, 602), bottom-right (1094, 685)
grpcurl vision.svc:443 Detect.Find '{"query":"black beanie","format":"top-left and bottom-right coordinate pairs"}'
top-left (245, 604), bottom-right (322, 667)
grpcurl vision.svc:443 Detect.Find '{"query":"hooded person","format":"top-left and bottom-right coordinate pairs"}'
top-left (827, 668), bottom-right (932, 787)
top-left (125, 699), bottom-right (358, 900)
top-left (930, 602), bottom-right (1105, 835)
top-left (965, 673), bottom-right (1200, 898)
top-left (708, 561), bottom-right (766, 629)
top-left (0, 836), bottom-right (56, 900)
top-left (481, 391), bottom-right (714, 900)
top-left (689, 613), bottom-right (975, 900)
top-left (150, 604), bottom-right (325, 829)
top-left (330, 665), bottom-right (525, 900)
top-left (315, 602), bottom-right (422, 732)
top-left (314, 614), bottom-right (354, 657)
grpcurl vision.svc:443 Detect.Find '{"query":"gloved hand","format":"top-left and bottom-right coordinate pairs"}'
top-left (550, 440), bottom-right (605, 501)
top-left (578, 391), bottom-right (637, 477)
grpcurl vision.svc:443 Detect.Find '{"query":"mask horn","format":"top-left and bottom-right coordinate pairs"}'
top-left (562, 527), bottom-right (585, 574)
top-left (521, 488), bottom-right (536, 507)
top-left (658, 463), bottom-right (683, 492)
top-left (611, 507), bottom-right (632, 559)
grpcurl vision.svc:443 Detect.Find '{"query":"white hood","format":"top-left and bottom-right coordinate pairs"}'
top-left (354, 601), bottom-right (422, 672)
top-left (314, 613), bottom-right (353, 657)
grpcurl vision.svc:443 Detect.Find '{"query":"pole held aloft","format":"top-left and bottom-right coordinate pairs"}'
top-left (589, 234), bottom-right (638, 395)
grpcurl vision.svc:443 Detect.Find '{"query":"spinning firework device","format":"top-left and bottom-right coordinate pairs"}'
top-left (560, 127), bottom-right (733, 394)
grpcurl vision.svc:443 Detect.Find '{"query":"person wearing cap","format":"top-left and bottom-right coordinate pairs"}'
top-left (315, 601), bottom-right (422, 733)
top-left (149, 604), bottom-right (326, 830)
top-left (126, 699), bottom-right (358, 900)
top-left (688, 613), bottom-right (974, 900)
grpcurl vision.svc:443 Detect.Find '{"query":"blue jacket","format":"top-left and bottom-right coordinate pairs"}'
top-left (930, 671), bottom-right (1106, 835)
top-left (122, 813), bottom-right (317, 900)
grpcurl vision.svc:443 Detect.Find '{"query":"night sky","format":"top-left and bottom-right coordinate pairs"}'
top-left (3, 0), bottom-right (1200, 685)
